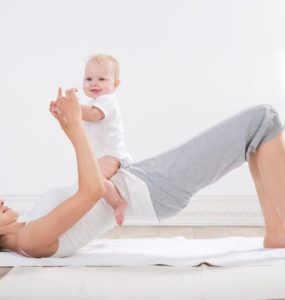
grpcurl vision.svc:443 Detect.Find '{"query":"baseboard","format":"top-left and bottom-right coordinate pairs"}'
top-left (159, 195), bottom-right (264, 226)
top-left (1, 194), bottom-right (264, 226)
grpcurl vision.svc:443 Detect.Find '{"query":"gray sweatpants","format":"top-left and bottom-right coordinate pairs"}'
top-left (125, 104), bottom-right (284, 220)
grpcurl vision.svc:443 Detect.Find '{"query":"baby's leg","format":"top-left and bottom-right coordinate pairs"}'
top-left (104, 179), bottom-right (127, 226)
top-left (98, 156), bottom-right (121, 179)
top-left (98, 156), bottom-right (127, 226)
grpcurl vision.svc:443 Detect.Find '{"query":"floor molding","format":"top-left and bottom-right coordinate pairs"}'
top-left (159, 195), bottom-right (264, 226)
top-left (1, 194), bottom-right (264, 226)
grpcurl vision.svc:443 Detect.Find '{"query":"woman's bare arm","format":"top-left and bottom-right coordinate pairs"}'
top-left (17, 89), bottom-right (106, 257)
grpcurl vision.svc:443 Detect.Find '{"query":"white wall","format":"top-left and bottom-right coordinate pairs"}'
top-left (0, 0), bottom-right (285, 195)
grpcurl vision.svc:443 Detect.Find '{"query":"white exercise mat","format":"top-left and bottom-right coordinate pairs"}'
top-left (1, 237), bottom-right (285, 267)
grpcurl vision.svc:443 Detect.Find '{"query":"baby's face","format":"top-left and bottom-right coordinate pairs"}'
top-left (83, 61), bottom-right (118, 99)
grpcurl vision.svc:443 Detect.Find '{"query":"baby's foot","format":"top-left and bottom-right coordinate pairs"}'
top-left (114, 200), bottom-right (128, 226)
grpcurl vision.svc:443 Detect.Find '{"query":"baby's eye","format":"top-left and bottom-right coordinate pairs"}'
top-left (85, 77), bottom-right (92, 81)
top-left (99, 78), bottom-right (106, 81)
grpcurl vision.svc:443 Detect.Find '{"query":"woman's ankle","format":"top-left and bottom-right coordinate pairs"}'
top-left (265, 222), bottom-right (285, 235)
top-left (264, 223), bottom-right (285, 248)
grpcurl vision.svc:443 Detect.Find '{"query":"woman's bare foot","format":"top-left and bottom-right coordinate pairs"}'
top-left (263, 227), bottom-right (285, 248)
top-left (104, 179), bottom-right (127, 226)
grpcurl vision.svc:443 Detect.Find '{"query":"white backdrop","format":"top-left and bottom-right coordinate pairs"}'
top-left (0, 0), bottom-right (285, 195)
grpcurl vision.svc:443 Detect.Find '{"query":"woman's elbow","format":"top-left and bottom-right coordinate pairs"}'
top-left (93, 185), bottom-right (106, 199)
top-left (82, 184), bottom-right (106, 201)
top-left (18, 236), bottom-right (52, 258)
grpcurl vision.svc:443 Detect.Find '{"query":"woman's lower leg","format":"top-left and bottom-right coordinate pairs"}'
top-left (255, 132), bottom-right (285, 211)
top-left (248, 152), bottom-right (285, 247)
top-left (253, 130), bottom-right (285, 247)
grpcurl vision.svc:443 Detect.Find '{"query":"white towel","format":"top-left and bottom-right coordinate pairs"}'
top-left (1, 237), bottom-right (285, 267)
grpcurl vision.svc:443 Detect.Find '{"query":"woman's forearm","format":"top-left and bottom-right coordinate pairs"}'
top-left (51, 89), bottom-right (105, 197)
top-left (69, 123), bottom-right (105, 196)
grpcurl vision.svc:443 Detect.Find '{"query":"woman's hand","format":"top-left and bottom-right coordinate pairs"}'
top-left (49, 87), bottom-right (62, 118)
top-left (50, 87), bottom-right (83, 136)
top-left (57, 88), bottom-right (82, 124)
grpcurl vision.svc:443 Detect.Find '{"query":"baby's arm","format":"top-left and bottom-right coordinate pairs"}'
top-left (81, 105), bottom-right (105, 122)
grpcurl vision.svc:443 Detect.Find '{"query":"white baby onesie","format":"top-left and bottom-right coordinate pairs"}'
top-left (83, 93), bottom-right (132, 166)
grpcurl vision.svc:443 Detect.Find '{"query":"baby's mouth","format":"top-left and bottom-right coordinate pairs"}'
top-left (90, 88), bottom-right (101, 93)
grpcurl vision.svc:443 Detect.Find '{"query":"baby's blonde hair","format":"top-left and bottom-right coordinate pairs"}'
top-left (87, 54), bottom-right (120, 82)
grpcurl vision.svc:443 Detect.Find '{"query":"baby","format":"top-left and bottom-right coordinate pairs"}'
top-left (81, 54), bottom-right (132, 226)
top-left (51, 54), bottom-right (131, 226)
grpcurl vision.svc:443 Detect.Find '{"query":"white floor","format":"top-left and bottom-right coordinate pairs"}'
top-left (102, 225), bottom-right (265, 239)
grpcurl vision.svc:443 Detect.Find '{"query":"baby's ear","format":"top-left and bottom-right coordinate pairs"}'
top-left (114, 80), bottom-right (120, 88)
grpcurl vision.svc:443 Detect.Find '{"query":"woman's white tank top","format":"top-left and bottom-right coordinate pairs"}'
top-left (27, 169), bottom-right (158, 257)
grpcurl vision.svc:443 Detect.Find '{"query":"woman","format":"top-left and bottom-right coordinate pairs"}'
top-left (0, 89), bottom-right (285, 257)
top-left (0, 88), bottom-right (107, 257)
